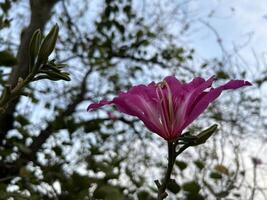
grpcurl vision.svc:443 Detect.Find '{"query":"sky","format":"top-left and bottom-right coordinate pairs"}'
top-left (187, 1), bottom-right (267, 198)
top-left (185, 0), bottom-right (267, 60)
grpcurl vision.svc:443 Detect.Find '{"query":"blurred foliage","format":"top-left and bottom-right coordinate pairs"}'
top-left (0, 50), bottom-right (17, 66)
top-left (0, 0), bottom-right (17, 29)
top-left (0, 0), bottom-right (262, 199)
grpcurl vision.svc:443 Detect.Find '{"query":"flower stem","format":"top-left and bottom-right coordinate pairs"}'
top-left (156, 142), bottom-right (190, 200)
top-left (157, 141), bottom-right (175, 200)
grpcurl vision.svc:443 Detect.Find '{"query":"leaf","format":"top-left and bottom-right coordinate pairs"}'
top-left (0, 1), bottom-right (11, 13)
top-left (0, 50), bottom-right (17, 66)
top-left (94, 185), bottom-right (123, 200)
top-left (186, 193), bottom-right (205, 200)
top-left (175, 160), bottom-right (187, 171)
top-left (16, 115), bottom-right (30, 126)
top-left (214, 164), bottom-right (229, 176)
top-left (72, 173), bottom-right (90, 189)
top-left (182, 181), bottom-right (200, 194)
top-left (53, 146), bottom-right (62, 156)
top-left (216, 191), bottom-right (229, 198)
top-left (38, 24), bottom-right (59, 63)
top-left (201, 63), bottom-right (208, 68)
top-left (17, 144), bottom-right (31, 154)
top-left (210, 172), bottom-right (222, 179)
top-left (113, 20), bottom-right (125, 33)
top-left (233, 193), bottom-right (241, 197)
top-left (137, 191), bottom-right (153, 200)
top-left (190, 124), bottom-right (218, 146)
top-left (84, 119), bottom-right (102, 132)
top-left (167, 179), bottom-right (180, 194)
top-left (29, 29), bottom-right (42, 69)
top-left (42, 70), bottom-right (71, 81)
top-left (65, 118), bottom-right (77, 134)
top-left (123, 5), bottom-right (131, 15)
top-left (19, 167), bottom-right (31, 178)
top-left (194, 160), bottom-right (205, 170)
top-left (216, 71), bottom-right (229, 79)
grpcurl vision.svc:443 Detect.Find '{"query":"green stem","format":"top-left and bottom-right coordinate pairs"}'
top-left (0, 73), bottom-right (34, 113)
top-left (157, 141), bottom-right (175, 200)
top-left (156, 142), bottom-right (190, 200)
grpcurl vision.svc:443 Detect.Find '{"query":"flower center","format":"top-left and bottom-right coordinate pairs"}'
top-left (156, 81), bottom-right (175, 136)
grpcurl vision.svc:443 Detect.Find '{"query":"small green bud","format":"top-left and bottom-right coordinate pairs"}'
top-left (37, 24), bottom-right (59, 64)
top-left (190, 124), bottom-right (218, 146)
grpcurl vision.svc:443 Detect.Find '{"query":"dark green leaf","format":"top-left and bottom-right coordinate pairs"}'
top-left (16, 115), bottom-right (30, 126)
top-left (194, 160), bottom-right (205, 170)
top-left (167, 179), bottom-right (180, 194)
top-left (0, 50), bottom-right (17, 66)
top-left (38, 24), bottom-right (59, 63)
top-left (210, 172), bottom-right (222, 179)
top-left (175, 160), bottom-right (187, 171)
top-left (216, 71), bottom-right (229, 79)
top-left (94, 185), bottom-right (123, 200)
top-left (182, 181), bottom-right (200, 194)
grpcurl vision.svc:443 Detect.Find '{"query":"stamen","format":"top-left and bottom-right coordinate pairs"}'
top-left (156, 80), bottom-right (175, 138)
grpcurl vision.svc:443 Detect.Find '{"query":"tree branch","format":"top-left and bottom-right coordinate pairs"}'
top-left (0, 0), bottom-right (59, 144)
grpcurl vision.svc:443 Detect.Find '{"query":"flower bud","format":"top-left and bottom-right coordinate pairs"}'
top-left (191, 124), bottom-right (218, 146)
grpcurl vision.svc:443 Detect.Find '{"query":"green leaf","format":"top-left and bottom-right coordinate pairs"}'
top-left (0, 50), bottom-right (17, 66)
top-left (53, 146), bottom-right (62, 156)
top-left (216, 191), bottom-right (229, 198)
top-left (94, 185), bottom-right (123, 200)
top-left (65, 118), bottom-right (77, 134)
top-left (38, 24), bottom-right (59, 63)
top-left (16, 115), bottom-right (30, 126)
top-left (42, 70), bottom-right (71, 81)
top-left (186, 193), bottom-right (205, 200)
top-left (84, 119), bottom-right (102, 132)
top-left (201, 63), bottom-right (208, 68)
top-left (29, 29), bottom-right (42, 69)
top-left (0, 1), bottom-right (11, 13)
top-left (182, 181), bottom-right (200, 194)
top-left (175, 160), bottom-right (187, 171)
top-left (233, 193), bottom-right (241, 197)
top-left (114, 20), bottom-right (125, 33)
top-left (210, 172), bottom-right (222, 179)
top-left (194, 160), bottom-right (205, 170)
top-left (216, 70), bottom-right (229, 79)
top-left (137, 190), bottom-right (152, 200)
top-left (123, 5), bottom-right (131, 15)
top-left (167, 179), bottom-right (180, 194)
top-left (17, 143), bottom-right (31, 154)
top-left (190, 124), bottom-right (218, 146)
top-left (72, 173), bottom-right (90, 189)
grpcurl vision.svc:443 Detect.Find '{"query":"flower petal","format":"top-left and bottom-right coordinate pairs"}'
top-left (169, 77), bottom-right (214, 133)
top-left (87, 100), bottom-right (111, 111)
top-left (88, 83), bottom-right (166, 137)
top-left (183, 80), bottom-right (252, 129)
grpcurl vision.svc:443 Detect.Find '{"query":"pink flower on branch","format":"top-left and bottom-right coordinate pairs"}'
top-left (88, 76), bottom-right (251, 141)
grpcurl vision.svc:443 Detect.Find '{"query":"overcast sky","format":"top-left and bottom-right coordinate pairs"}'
top-left (188, 0), bottom-right (267, 61)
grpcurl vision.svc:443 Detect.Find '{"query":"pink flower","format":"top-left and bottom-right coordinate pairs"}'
top-left (88, 76), bottom-right (251, 140)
